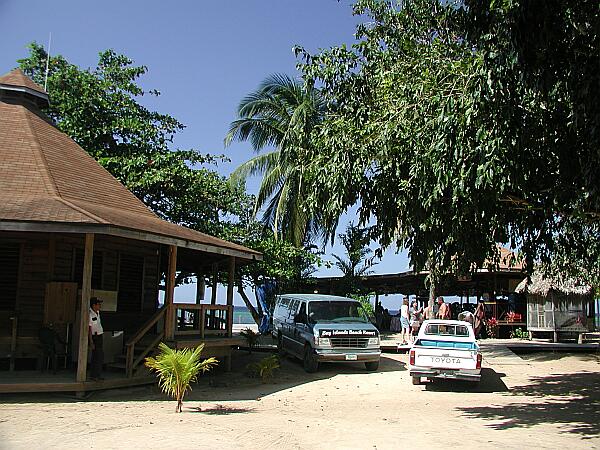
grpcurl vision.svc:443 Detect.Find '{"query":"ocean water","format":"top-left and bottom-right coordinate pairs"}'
top-left (233, 306), bottom-right (256, 324)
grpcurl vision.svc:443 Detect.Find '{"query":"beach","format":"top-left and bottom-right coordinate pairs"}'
top-left (1, 341), bottom-right (598, 449)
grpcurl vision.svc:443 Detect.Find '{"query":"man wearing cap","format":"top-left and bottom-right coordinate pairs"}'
top-left (88, 297), bottom-right (104, 380)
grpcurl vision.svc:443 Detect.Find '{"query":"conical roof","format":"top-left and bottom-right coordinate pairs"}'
top-left (0, 68), bottom-right (47, 95)
top-left (0, 70), bottom-right (260, 261)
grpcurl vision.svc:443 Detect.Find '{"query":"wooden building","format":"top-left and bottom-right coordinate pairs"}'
top-left (516, 271), bottom-right (595, 342)
top-left (0, 69), bottom-right (261, 393)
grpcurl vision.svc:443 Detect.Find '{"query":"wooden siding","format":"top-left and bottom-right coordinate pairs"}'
top-left (0, 232), bottom-right (161, 339)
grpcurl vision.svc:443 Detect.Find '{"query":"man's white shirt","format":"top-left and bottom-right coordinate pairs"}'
top-left (89, 309), bottom-right (103, 335)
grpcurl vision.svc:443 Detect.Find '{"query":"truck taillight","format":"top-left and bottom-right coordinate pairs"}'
top-left (476, 353), bottom-right (482, 369)
top-left (409, 349), bottom-right (415, 366)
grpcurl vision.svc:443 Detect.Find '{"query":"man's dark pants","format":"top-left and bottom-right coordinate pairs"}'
top-left (91, 334), bottom-right (104, 379)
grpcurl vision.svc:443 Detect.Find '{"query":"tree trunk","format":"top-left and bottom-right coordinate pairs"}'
top-left (237, 284), bottom-right (261, 326)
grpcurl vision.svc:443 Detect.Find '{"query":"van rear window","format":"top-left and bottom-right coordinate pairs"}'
top-left (424, 324), bottom-right (470, 337)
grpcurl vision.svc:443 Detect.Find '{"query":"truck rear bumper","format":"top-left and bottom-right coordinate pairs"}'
top-left (410, 367), bottom-right (481, 382)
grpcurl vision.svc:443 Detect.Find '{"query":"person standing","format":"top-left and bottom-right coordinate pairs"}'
top-left (474, 300), bottom-right (485, 338)
top-left (88, 297), bottom-right (104, 381)
top-left (409, 300), bottom-right (423, 341)
top-left (436, 296), bottom-right (450, 320)
top-left (400, 298), bottom-right (411, 345)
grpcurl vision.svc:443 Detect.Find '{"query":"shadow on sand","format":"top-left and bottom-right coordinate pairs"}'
top-left (0, 351), bottom-right (405, 404)
top-left (423, 368), bottom-right (509, 393)
top-left (457, 371), bottom-right (600, 438)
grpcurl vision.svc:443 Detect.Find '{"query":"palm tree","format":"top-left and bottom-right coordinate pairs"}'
top-left (332, 223), bottom-right (378, 294)
top-left (225, 74), bottom-right (328, 246)
top-left (145, 343), bottom-right (217, 413)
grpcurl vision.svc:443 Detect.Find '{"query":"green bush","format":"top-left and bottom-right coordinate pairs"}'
top-left (246, 355), bottom-right (280, 382)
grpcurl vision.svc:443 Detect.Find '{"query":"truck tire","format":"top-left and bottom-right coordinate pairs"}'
top-left (365, 361), bottom-right (380, 371)
top-left (412, 376), bottom-right (421, 385)
top-left (277, 332), bottom-right (287, 357)
top-left (303, 346), bottom-right (319, 373)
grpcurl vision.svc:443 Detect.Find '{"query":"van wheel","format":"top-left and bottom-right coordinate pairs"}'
top-left (303, 346), bottom-right (319, 373)
top-left (365, 361), bottom-right (379, 371)
top-left (277, 333), bottom-right (286, 357)
top-left (412, 376), bottom-right (421, 385)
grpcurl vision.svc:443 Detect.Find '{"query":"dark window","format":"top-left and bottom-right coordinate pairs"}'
top-left (0, 243), bottom-right (20, 310)
top-left (118, 254), bottom-right (144, 313)
top-left (73, 249), bottom-right (103, 289)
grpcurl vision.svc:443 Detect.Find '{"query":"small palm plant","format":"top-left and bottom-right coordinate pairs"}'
top-left (145, 342), bottom-right (218, 413)
top-left (246, 355), bottom-right (280, 383)
top-left (240, 327), bottom-right (260, 353)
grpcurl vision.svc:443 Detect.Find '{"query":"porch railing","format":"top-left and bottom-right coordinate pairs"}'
top-left (124, 306), bottom-right (165, 378)
top-left (173, 303), bottom-right (233, 338)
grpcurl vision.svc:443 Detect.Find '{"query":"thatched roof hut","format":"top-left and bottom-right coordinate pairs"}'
top-left (516, 271), bottom-right (595, 339)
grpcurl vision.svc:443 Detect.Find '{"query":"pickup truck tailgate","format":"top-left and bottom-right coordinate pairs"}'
top-left (414, 347), bottom-right (478, 370)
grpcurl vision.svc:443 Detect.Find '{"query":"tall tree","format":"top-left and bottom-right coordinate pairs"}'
top-left (297, 0), bottom-right (600, 284)
top-left (225, 74), bottom-right (329, 246)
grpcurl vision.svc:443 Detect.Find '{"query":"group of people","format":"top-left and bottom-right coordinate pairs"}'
top-left (397, 296), bottom-right (451, 344)
top-left (396, 296), bottom-right (487, 343)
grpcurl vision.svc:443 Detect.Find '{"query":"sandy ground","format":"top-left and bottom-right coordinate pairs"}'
top-left (1, 342), bottom-right (599, 450)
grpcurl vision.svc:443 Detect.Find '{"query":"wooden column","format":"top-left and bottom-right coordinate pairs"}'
top-left (196, 273), bottom-right (205, 305)
top-left (226, 257), bottom-right (235, 337)
top-left (76, 233), bottom-right (94, 383)
top-left (211, 263), bottom-right (218, 305)
top-left (227, 257), bottom-right (235, 307)
top-left (164, 245), bottom-right (177, 340)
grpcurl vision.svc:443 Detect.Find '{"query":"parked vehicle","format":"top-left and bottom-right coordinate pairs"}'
top-left (272, 294), bottom-right (381, 373)
top-left (409, 320), bottom-right (482, 385)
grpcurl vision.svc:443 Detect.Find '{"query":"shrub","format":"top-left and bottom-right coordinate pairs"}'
top-left (246, 355), bottom-right (280, 382)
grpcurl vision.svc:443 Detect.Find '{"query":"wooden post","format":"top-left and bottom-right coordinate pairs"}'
top-left (211, 263), bottom-right (218, 305)
top-left (227, 257), bottom-right (235, 337)
top-left (196, 274), bottom-right (205, 304)
top-left (164, 245), bottom-right (177, 340)
top-left (76, 233), bottom-right (94, 383)
top-left (227, 257), bottom-right (235, 307)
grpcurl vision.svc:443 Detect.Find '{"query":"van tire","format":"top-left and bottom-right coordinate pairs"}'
top-left (412, 376), bottom-right (421, 385)
top-left (277, 333), bottom-right (286, 357)
top-left (303, 346), bottom-right (319, 373)
top-left (365, 361), bottom-right (380, 371)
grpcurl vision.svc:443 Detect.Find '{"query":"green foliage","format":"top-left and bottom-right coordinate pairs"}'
top-left (225, 74), bottom-right (329, 246)
top-left (240, 328), bottom-right (260, 353)
top-left (145, 343), bottom-right (218, 413)
top-left (296, 0), bottom-right (600, 285)
top-left (509, 328), bottom-right (529, 340)
top-left (245, 355), bottom-right (280, 382)
top-left (18, 43), bottom-right (251, 238)
top-left (332, 223), bottom-right (377, 294)
top-left (350, 293), bottom-right (375, 321)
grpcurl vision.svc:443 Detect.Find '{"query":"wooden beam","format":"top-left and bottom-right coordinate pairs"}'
top-left (0, 221), bottom-right (262, 261)
top-left (227, 257), bottom-right (235, 307)
top-left (164, 245), bottom-right (177, 340)
top-left (211, 263), bottom-right (218, 305)
top-left (76, 233), bottom-right (94, 383)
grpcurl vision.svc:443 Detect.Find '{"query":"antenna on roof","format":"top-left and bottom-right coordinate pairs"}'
top-left (44, 32), bottom-right (52, 92)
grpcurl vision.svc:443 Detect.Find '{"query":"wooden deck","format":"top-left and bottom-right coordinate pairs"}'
top-left (0, 370), bottom-right (155, 394)
top-left (0, 334), bottom-right (248, 394)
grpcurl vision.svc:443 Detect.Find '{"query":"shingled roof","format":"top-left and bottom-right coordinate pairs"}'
top-left (0, 69), bottom-right (261, 261)
top-left (0, 68), bottom-right (48, 96)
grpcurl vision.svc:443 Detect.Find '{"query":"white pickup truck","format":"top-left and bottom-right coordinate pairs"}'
top-left (409, 320), bottom-right (482, 385)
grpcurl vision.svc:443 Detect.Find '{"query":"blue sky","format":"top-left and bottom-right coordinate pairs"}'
top-left (0, 0), bottom-right (410, 308)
